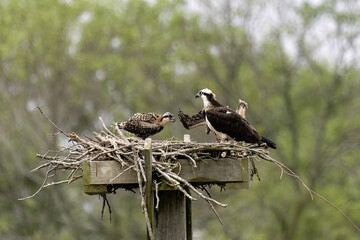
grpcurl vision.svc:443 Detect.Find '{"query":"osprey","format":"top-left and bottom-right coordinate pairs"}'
top-left (118, 112), bottom-right (175, 139)
top-left (195, 88), bottom-right (276, 149)
top-left (178, 99), bottom-right (249, 142)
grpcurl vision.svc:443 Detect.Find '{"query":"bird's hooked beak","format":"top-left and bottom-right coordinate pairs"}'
top-left (170, 115), bottom-right (176, 122)
top-left (167, 113), bottom-right (175, 122)
top-left (195, 92), bottom-right (201, 98)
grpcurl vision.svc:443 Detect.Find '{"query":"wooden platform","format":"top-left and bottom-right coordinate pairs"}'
top-left (83, 157), bottom-right (250, 194)
top-left (82, 137), bottom-right (251, 240)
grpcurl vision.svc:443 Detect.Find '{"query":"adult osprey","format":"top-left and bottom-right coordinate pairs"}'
top-left (117, 112), bottom-right (175, 139)
top-left (195, 88), bottom-right (277, 149)
top-left (178, 98), bottom-right (249, 141)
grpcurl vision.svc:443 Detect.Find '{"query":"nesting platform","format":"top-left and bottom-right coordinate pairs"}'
top-left (82, 136), bottom-right (251, 240)
top-left (83, 158), bottom-right (250, 194)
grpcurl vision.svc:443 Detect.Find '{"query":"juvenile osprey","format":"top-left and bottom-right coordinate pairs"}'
top-left (195, 88), bottom-right (277, 149)
top-left (117, 112), bottom-right (175, 139)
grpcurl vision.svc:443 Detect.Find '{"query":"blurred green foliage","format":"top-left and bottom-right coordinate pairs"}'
top-left (1, 0), bottom-right (360, 239)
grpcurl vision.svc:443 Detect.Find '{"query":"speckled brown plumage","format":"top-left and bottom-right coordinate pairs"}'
top-left (118, 112), bottom-right (175, 139)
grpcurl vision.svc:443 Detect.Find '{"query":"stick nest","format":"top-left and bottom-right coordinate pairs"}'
top-left (28, 124), bottom-right (271, 195)
top-left (20, 112), bottom-right (360, 236)
top-left (30, 127), bottom-right (272, 198)
top-left (23, 118), bottom-right (278, 234)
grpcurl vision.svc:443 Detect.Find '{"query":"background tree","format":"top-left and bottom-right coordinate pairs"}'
top-left (1, 0), bottom-right (360, 239)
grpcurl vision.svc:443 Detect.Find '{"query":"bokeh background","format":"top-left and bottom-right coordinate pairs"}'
top-left (1, 0), bottom-right (360, 239)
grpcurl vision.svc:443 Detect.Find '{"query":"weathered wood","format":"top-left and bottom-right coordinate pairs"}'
top-left (144, 138), bottom-right (154, 240)
top-left (185, 186), bottom-right (192, 240)
top-left (184, 134), bottom-right (191, 143)
top-left (227, 158), bottom-right (250, 189)
top-left (82, 135), bottom-right (253, 240)
top-left (84, 158), bottom-right (250, 186)
top-left (184, 132), bottom-right (193, 240)
top-left (155, 190), bottom-right (186, 240)
top-left (82, 162), bottom-right (109, 194)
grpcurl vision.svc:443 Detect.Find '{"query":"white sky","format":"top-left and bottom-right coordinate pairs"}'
top-left (185, 0), bottom-right (360, 67)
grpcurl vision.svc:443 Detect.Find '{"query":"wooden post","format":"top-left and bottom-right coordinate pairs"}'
top-left (152, 135), bottom-right (193, 240)
top-left (184, 134), bottom-right (193, 240)
top-left (185, 187), bottom-right (192, 240)
top-left (144, 138), bottom-right (154, 240)
top-left (155, 190), bottom-right (186, 240)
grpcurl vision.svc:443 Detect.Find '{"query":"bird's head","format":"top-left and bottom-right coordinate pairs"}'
top-left (195, 88), bottom-right (216, 108)
top-left (238, 99), bottom-right (248, 109)
top-left (117, 122), bottom-right (126, 129)
top-left (160, 112), bottom-right (176, 126)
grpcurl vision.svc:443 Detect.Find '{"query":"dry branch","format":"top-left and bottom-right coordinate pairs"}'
top-left (20, 108), bottom-right (360, 233)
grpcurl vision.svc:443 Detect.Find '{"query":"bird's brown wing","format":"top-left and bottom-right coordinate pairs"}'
top-left (206, 107), bottom-right (262, 143)
top-left (178, 109), bottom-right (206, 129)
top-left (123, 120), bottom-right (163, 139)
top-left (129, 113), bottom-right (161, 124)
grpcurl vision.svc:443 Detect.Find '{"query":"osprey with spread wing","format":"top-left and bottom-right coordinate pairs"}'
top-left (195, 88), bottom-right (276, 149)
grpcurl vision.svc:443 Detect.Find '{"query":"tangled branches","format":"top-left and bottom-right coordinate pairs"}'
top-left (19, 108), bottom-right (360, 235)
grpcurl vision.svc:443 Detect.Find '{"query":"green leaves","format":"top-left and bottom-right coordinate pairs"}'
top-left (1, 0), bottom-right (360, 239)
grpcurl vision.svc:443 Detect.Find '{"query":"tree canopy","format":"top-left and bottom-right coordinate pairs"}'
top-left (1, 0), bottom-right (360, 239)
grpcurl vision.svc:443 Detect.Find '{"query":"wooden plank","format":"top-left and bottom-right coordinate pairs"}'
top-left (86, 161), bottom-right (138, 184)
top-left (154, 190), bottom-right (186, 240)
top-left (85, 158), bottom-right (249, 185)
top-left (82, 161), bottom-right (91, 185)
top-left (240, 158), bottom-right (250, 181)
top-left (178, 158), bottom-right (246, 183)
top-left (83, 185), bottom-right (109, 195)
top-left (82, 162), bottom-right (109, 195)
top-left (143, 138), bottom-right (154, 240)
top-left (226, 157), bottom-right (251, 189)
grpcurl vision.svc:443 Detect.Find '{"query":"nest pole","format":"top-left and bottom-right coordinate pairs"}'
top-left (144, 138), bottom-right (154, 240)
top-left (150, 136), bottom-right (191, 240)
top-left (155, 190), bottom-right (186, 239)
top-left (184, 135), bottom-right (193, 240)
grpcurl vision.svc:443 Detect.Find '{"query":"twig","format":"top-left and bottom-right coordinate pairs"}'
top-left (208, 201), bottom-right (224, 225)
top-left (18, 166), bottom-right (53, 200)
top-left (134, 152), bottom-right (154, 240)
top-left (115, 123), bottom-right (130, 144)
top-left (109, 165), bottom-right (134, 183)
top-left (43, 180), bottom-right (69, 188)
top-left (154, 180), bottom-right (160, 211)
top-left (258, 152), bottom-right (360, 233)
top-left (138, 158), bottom-right (147, 182)
top-left (311, 191), bottom-right (360, 233)
top-left (99, 117), bottom-right (118, 140)
top-left (167, 171), bottom-right (227, 207)
top-left (100, 194), bottom-right (112, 222)
top-left (37, 106), bottom-right (69, 137)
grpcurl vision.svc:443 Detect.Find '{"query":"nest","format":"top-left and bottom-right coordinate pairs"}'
top-left (24, 118), bottom-right (273, 222)
top-left (26, 120), bottom-right (276, 195)
top-left (21, 116), bottom-right (281, 234)
top-left (20, 110), bottom-right (319, 237)
top-left (19, 109), bottom-right (360, 236)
